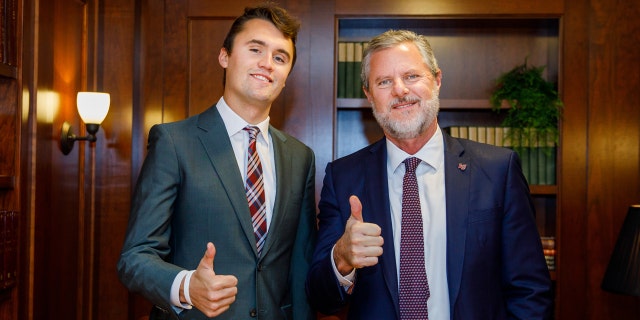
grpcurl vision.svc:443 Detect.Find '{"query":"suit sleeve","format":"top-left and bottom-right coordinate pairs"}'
top-left (117, 124), bottom-right (184, 313)
top-left (306, 162), bottom-right (351, 315)
top-left (501, 151), bottom-right (554, 319)
top-left (291, 149), bottom-right (318, 320)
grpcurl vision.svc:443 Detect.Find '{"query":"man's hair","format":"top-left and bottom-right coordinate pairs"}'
top-left (222, 2), bottom-right (301, 86)
top-left (361, 29), bottom-right (440, 90)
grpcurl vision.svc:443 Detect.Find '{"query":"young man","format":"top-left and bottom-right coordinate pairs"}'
top-left (306, 29), bottom-right (553, 319)
top-left (118, 4), bottom-right (316, 319)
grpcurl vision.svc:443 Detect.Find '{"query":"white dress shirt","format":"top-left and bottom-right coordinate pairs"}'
top-left (170, 97), bottom-right (277, 309)
top-left (333, 126), bottom-right (450, 320)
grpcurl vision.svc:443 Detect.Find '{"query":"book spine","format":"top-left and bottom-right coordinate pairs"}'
top-left (354, 42), bottom-right (363, 99)
top-left (337, 42), bottom-right (347, 98)
top-left (345, 42), bottom-right (355, 98)
top-left (486, 126), bottom-right (496, 146)
top-left (528, 130), bottom-right (539, 185)
top-left (468, 126), bottom-right (478, 142)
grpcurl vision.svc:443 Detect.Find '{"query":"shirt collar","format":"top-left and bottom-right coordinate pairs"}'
top-left (216, 97), bottom-right (270, 142)
top-left (387, 125), bottom-right (444, 174)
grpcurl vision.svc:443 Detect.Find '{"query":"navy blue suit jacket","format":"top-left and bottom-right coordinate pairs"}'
top-left (306, 130), bottom-right (553, 319)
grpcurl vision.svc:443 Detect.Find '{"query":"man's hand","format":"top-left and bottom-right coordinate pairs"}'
top-left (333, 195), bottom-right (384, 275)
top-left (183, 242), bottom-right (238, 317)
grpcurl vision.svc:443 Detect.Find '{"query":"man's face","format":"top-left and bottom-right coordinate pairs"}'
top-left (364, 42), bottom-right (442, 140)
top-left (219, 18), bottom-right (294, 108)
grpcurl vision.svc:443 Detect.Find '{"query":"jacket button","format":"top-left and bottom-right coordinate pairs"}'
top-left (249, 308), bottom-right (257, 317)
top-left (257, 264), bottom-right (263, 271)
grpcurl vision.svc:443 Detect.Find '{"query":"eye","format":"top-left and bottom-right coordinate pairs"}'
top-left (377, 79), bottom-right (392, 89)
top-left (404, 74), bottom-right (421, 82)
top-left (274, 54), bottom-right (288, 64)
top-left (249, 48), bottom-right (261, 54)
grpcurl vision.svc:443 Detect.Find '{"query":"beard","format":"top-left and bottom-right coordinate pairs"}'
top-left (372, 88), bottom-right (440, 140)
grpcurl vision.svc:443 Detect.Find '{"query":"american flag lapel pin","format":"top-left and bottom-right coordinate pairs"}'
top-left (458, 163), bottom-right (467, 171)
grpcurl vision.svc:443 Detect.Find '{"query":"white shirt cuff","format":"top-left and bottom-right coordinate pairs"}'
top-left (170, 270), bottom-right (194, 310)
top-left (330, 245), bottom-right (355, 291)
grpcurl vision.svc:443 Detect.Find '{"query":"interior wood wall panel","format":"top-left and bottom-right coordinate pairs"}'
top-left (187, 19), bottom-right (232, 116)
top-left (583, 0), bottom-right (640, 318)
top-left (335, 0), bottom-right (563, 16)
top-left (93, 0), bottom-right (136, 319)
top-left (9, 0), bottom-right (640, 320)
top-left (556, 0), bottom-right (590, 318)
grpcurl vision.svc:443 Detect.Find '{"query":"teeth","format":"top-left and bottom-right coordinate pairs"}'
top-left (253, 74), bottom-right (270, 82)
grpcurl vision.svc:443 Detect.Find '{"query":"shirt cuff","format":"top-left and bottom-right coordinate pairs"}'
top-left (170, 270), bottom-right (194, 310)
top-left (330, 245), bottom-right (356, 291)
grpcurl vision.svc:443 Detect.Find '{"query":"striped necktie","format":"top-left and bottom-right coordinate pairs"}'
top-left (244, 126), bottom-right (267, 256)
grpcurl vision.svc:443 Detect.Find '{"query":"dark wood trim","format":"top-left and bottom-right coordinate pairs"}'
top-left (0, 175), bottom-right (15, 189)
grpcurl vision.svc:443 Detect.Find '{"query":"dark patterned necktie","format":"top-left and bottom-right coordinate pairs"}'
top-left (399, 157), bottom-right (430, 319)
top-left (244, 126), bottom-right (267, 256)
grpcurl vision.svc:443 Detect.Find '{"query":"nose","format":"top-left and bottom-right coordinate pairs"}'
top-left (258, 54), bottom-right (274, 71)
top-left (392, 79), bottom-right (409, 97)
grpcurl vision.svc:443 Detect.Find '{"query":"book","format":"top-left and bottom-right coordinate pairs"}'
top-left (468, 126), bottom-right (478, 142)
top-left (528, 130), bottom-right (539, 185)
top-left (477, 126), bottom-right (487, 144)
top-left (458, 126), bottom-right (468, 139)
top-left (494, 127), bottom-right (504, 147)
top-left (345, 42), bottom-right (355, 98)
top-left (486, 126), bottom-right (496, 146)
top-left (337, 42), bottom-right (347, 98)
top-left (449, 126), bottom-right (460, 138)
top-left (353, 42), bottom-right (363, 99)
top-left (542, 134), bottom-right (557, 185)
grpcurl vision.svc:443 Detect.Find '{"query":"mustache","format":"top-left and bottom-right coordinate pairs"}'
top-left (389, 96), bottom-right (420, 107)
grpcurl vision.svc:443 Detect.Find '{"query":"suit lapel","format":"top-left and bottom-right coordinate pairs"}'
top-left (363, 139), bottom-right (400, 317)
top-left (257, 126), bottom-right (289, 260)
top-left (196, 106), bottom-right (258, 256)
top-left (442, 132), bottom-right (471, 310)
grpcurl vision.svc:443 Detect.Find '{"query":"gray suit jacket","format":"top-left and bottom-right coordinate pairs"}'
top-left (118, 104), bottom-right (317, 320)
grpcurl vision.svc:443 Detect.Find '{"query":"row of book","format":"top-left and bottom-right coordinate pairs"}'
top-left (0, 210), bottom-right (17, 290)
top-left (445, 126), bottom-right (557, 185)
top-left (337, 41), bottom-right (368, 99)
top-left (541, 236), bottom-right (556, 271)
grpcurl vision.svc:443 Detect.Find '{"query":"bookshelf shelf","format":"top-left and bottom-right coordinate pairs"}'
top-left (530, 184), bottom-right (558, 195)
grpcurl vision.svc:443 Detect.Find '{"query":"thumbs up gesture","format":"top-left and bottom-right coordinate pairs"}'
top-left (186, 242), bottom-right (238, 317)
top-left (333, 195), bottom-right (384, 275)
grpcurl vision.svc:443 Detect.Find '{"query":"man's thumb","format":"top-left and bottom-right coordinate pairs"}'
top-left (349, 195), bottom-right (364, 222)
top-left (199, 242), bottom-right (216, 272)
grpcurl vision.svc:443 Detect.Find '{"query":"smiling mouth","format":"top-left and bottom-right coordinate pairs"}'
top-left (251, 74), bottom-right (273, 83)
top-left (393, 101), bottom-right (417, 109)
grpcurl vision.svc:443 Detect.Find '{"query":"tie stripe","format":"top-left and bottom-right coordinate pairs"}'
top-left (244, 126), bottom-right (268, 256)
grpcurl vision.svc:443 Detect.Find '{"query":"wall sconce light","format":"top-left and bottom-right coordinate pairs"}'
top-left (60, 92), bottom-right (110, 155)
top-left (601, 204), bottom-right (640, 296)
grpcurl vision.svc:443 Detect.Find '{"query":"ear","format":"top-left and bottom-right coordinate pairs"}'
top-left (218, 48), bottom-right (229, 68)
top-left (363, 85), bottom-right (372, 103)
top-left (434, 69), bottom-right (443, 88)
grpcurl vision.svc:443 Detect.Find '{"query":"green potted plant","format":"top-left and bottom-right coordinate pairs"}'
top-left (490, 59), bottom-right (563, 184)
top-left (490, 59), bottom-right (563, 145)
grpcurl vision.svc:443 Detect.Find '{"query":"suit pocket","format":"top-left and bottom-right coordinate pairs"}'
top-left (467, 207), bottom-right (502, 248)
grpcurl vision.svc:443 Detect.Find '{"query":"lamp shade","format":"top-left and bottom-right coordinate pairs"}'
top-left (601, 204), bottom-right (640, 296)
top-left (77, 92), bottom-right (110, 124)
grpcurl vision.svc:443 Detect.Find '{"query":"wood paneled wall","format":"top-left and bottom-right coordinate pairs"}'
top-left (4, 0), bottom-right (639, 319)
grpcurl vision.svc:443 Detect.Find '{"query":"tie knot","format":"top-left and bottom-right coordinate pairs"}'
top-left (404, 157), bottom-right (421, 173)
top-left (244, 126), bottom-right (260, 141)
